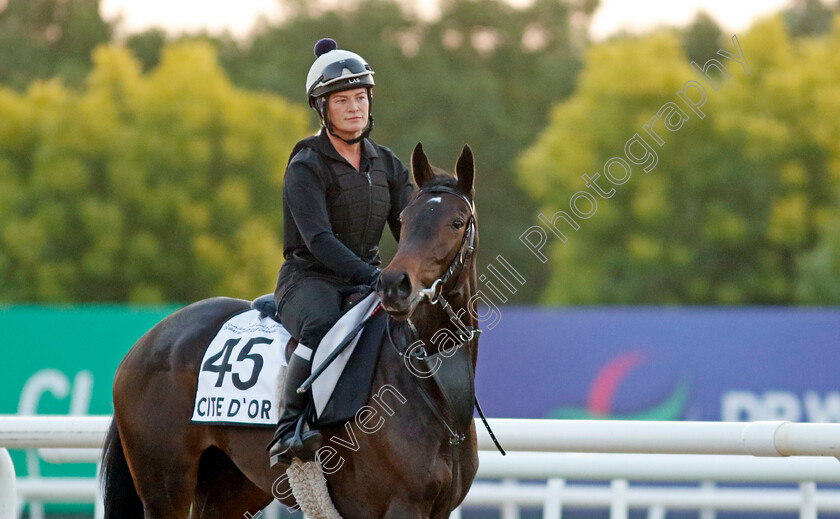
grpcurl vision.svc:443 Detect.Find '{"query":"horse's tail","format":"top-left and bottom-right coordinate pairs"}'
top-left (101, 419), bottom-right (144, 518)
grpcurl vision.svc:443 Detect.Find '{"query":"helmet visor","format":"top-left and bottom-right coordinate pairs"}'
top-left (316, 58), bottom-right (373, 89)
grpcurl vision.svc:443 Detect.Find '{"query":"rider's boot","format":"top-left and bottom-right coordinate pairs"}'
top-left (268, 350), bottom-right (323, 467)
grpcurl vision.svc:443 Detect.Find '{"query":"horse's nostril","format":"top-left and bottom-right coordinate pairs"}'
top-left (397, 272), bottom-right (412, 300)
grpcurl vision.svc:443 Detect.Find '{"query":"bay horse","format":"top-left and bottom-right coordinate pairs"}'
top-left (102, 143), bottom-right (481, 518)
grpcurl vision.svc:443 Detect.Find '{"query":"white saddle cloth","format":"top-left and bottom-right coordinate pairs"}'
top-left (191, 292), bottom-right (380, 426)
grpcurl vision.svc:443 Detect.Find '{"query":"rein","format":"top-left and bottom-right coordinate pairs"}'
top-left (385, 319), bottom-right (464, 444)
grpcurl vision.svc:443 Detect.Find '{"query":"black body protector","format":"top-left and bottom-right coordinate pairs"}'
top-left (279, 129), bottom-right (411, 290)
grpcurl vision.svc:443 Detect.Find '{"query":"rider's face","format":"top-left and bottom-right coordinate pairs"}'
top-left (328, 88), bottom-right (369, 139)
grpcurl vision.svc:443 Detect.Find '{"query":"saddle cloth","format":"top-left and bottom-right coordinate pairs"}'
top-left (191, 292), bottom-right (384, 427)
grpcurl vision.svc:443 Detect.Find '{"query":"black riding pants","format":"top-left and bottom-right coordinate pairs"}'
top-left (274, 261), bottom-right (347, 351)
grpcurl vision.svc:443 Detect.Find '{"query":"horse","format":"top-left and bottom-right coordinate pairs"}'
top-left (101, 142), bottom-right (482, 518)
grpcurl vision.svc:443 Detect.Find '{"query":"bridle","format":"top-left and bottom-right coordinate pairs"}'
top-left (416, 185), bottom-right (476, 300)
top-left (412, 185), bottom-right (481, 344)
top-left (383, 182), bottom-right (505, 498)
top-left (384, 183), bottom-right (480, 432)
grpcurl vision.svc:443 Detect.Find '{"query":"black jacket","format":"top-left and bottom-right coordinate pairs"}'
top-left (282, 129), bottom-right (413, 285)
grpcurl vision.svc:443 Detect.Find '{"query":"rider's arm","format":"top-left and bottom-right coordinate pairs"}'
top-left (284, 161), bottom-right (379, 284)
top-left (387, 156), bottom-right (414, 242)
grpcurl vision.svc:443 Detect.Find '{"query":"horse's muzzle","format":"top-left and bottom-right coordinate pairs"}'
top-left (377, 270), bottom-right (416, 320)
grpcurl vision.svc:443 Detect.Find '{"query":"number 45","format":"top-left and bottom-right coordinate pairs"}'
top-left (202, 337), bottom-right (272, 390)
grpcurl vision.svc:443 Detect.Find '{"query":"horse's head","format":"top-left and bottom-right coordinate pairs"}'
top-left (378, 143), bottom-right (476, 320)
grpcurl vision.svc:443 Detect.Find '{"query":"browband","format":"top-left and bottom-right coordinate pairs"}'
top-left (420, 185), bottom-right (474, 213)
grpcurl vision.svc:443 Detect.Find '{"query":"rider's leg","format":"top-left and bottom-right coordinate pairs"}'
top-left (269, 277), bottom-right (344, 466)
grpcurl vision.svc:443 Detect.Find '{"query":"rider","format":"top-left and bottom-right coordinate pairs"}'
top-left (268, 38), bottom-right (413, 467)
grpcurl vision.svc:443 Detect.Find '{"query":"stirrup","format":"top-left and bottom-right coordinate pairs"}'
top-left (269, 415), bottom-right (322, 468)
top-left (290, 413), bottom-right (323, 460)
top-left (269, 445), bottom-right (293, 468)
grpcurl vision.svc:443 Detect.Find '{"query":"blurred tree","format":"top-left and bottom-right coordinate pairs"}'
top-left (792, 15), bottom-right (840, 302)
top-left (681, 11), bottom-right (722, 64)
top-left (125, 28), bottom-right (167, 71)
top-left (0, 43), bottom-right (310, 302)
top-left (784, 0), bottom-right (837, 36)
top-left (0, 0), bottom-right (112, 89)
top-left (0, 0), bottom-right (596, 304)
top-left (518, 18), bottom-right (840, 304)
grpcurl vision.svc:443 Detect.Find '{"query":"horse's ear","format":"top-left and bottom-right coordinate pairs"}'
top-left (455, 144), bottom-right (475, 196)
top-left (411, 142), bottom-right (434, 188)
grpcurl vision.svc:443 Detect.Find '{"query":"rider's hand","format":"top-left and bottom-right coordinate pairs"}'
top-left (369, 268), bottom-right (382, 289)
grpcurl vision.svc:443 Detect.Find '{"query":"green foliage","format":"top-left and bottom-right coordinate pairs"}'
top-left (124, 28), bottom-right (167, 72)
top-left (7, 0), bottom-right (840, 306)
top-left (681, 11), bottom-right (723, 64)
top-left (1, 0), bottom-right (594, 304)
top-left (0, 43), bottom-right (310, 303)
top-left (784, 0), bottom-right (839, 36)
top-left (0, 0), bottom-right (112, 89)
top-left (518, 17), bottom-right (840, 304)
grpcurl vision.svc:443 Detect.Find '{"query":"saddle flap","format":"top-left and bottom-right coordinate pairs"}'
top-left (311, 291), bottom-right (382, 422)
top-left (315, 309), bottom-right (387, 427)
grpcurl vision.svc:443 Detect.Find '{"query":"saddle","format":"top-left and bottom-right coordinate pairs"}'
top-left (251, 288), bottom-right (370, 362)
top-left (250, 290), bottom-right (386, 428)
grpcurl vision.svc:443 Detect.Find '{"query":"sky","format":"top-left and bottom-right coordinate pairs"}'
top-left (99, 0), bottom-right (796, 40)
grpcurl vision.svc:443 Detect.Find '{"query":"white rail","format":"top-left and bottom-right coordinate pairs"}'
top-left (475, 419), bottom-right (840, 457)
top-left (0, 416), bottom-right (109, 449)
top-left (19, 449), bottom-right (840, 482)
top-left (479, 452), bottom-right (840, 482)
top-left (3, 416), bottom-right (840, 457)
top-left (4, 416), bottom-right (840, 519)
top-left (0, 448), bottom-right (14, 519)
top-left (8, 451), bottom-right (840, 518)
top-left (460, 481), bottom-right (840, 517)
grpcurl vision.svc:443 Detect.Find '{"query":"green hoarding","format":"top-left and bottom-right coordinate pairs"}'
top-left (1, 305), bottom-right (183, 514)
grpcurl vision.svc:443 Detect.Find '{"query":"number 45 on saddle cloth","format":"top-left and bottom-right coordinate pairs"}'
top-left (191, 291), bottom-right (385, 427)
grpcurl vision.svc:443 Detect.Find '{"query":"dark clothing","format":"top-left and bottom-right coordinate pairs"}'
top-left (276, 269), bottom-right (345, 349)
top-left (281, 128), bottom-right (413, 285)
top-left (275, 129), bottom-right (412, 348)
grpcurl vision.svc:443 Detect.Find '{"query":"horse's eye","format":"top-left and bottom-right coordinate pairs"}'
top-left (452, 219), bottom-right (464, 230)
